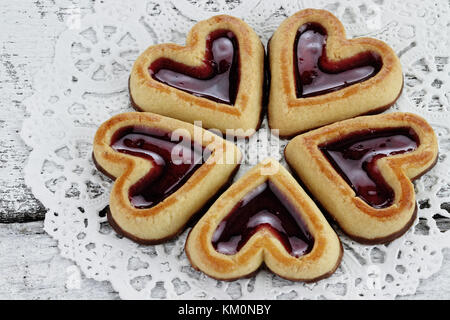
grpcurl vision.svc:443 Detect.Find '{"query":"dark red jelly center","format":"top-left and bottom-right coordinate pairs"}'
top-left (295, 23), bottom-right (382, 98)
top-left (111, 126), bottom-right (207, 209)
top-left (212, 181), bottom-right (314, 257)
top-left (320, 128), bottom-right (419, 208)
top-left (149, 30), bottom-right (239, 105)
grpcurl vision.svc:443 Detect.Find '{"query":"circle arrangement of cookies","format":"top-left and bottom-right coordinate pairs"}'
top-left (92, 9), bottom-right (438, 282)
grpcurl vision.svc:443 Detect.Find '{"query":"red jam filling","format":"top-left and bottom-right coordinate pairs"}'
top-left (149, 29), bottom-right (239, 105)
top-left (295, 23), bottom-right (382, 98)
top-left (212, 181), bottom-right (314, 257)
top-left (111, 126), bottom-right (207, 209)
top-left (320, 128), bottom-right (419, 208)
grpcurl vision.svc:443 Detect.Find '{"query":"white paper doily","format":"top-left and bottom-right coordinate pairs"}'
top-left (20, 0), bottom-right (450, 299)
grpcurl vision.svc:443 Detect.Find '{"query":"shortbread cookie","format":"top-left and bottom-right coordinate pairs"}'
top-left (93, 112), bottom-right (242, 244)
top-left (129, 15), bottom-right (265, 137)
top-left (285, 112), bottom-right (438, 244)
top-left (268, 9), bottom-right (403, 137)
top-left (186, 158), bottom-right (342, 281)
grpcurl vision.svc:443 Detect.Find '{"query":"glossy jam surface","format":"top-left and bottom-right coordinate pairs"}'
top-left (111, 126), bottom-right (206, 209)
top-left (321, 128), bottom-right (419, 208)
top-left (149, 30), bottom-right (239, 105)
top-left (212, 182), bottom-right (314, 257)
top-left (295, 23), bottom-right (382, 98)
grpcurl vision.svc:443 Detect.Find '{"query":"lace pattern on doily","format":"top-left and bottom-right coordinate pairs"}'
top-left (21, 0), bottom-right (450, 299)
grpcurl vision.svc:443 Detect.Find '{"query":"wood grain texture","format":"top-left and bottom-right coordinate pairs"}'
top-left (0, 0), bottom-right (94, 222)
top-left (0, 0), bottom-right (449, 300)
top-left (0, 221), bottom-right (449, 299)
top-left (0, 221), bottom-right (118, 299)
top-left (400, 249), bottom-right (450, 300)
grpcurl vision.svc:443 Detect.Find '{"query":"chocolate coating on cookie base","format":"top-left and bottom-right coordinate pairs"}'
top-left (284, 147), bottom-right (437, 245)
top-left (92, 152), bottom-right (241, 244)
top-left (127, 40), bottom-right (267, 138)
top-left (185, 228), bottom-right (343, 283)
top-left (273, 77), bottom-right (404, 139)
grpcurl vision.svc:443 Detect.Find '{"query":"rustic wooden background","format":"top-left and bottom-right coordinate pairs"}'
top-left (1, 0), bottom-right (449, 299)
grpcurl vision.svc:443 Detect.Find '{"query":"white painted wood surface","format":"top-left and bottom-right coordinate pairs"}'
top-left (0, 0), bottom-right (118, 299)
top-left (0, 221), bottom-right (118, 299)
top-left (0, 0), bottom-right (449, 299)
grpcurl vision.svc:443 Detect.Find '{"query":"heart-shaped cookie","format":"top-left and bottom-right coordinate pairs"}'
top-left (129, 15), bottom-right (265, 137)
top-left (93, 112), bottom-right (241, 244)
top-left (185, 158), bottom-right (342, 281)
top-left (268, 9), bottom-right (403, 137)
top-left (285, 112), bottom-right (438, 244)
